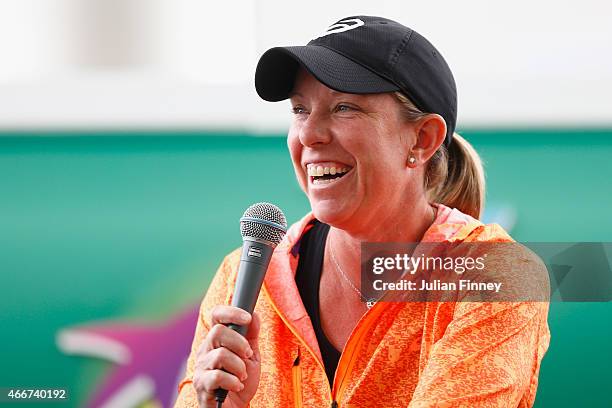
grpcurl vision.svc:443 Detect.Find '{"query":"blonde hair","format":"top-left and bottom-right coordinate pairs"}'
top-left (394, 92), bottom-right (485, 220)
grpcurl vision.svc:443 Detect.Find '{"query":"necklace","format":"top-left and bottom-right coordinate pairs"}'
top-left (328, 205), bottom-right (437, 309)
top-left (329, 239), bottom-right (378, 309)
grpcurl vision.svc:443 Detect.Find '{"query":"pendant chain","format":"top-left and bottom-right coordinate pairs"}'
top-left (327, 205), bottom-right (437, 309)
top-left (329, 240), bottom-right (378, 308)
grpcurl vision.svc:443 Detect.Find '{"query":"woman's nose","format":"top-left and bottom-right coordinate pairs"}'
top-left (298, 113), bottom-right (332, 147)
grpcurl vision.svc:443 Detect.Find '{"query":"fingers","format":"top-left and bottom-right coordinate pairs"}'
top-left (193, 306), bottom-right (262, 407)
top-left (205, 306), bottom-right (255, 357)
top-left (200, 347), bottom-right (248, 382)
top-left (203, 324), bottom-right (253, 360)
top-left (193, 367), bottom-right (244, 396)
top-left (210, 305), bottom-right (252, 326)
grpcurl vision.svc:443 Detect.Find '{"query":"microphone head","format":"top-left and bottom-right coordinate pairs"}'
top-left (240, 202), bottom-right (288, 246)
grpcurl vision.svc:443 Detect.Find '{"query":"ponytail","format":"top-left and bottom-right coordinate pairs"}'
top-left (394, 92), bottom-right (486, 220)
top-left (425, 133), bottom-right (485, 220)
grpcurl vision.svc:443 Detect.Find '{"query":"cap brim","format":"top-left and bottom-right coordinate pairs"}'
top-left (255, 45), bottom-right (399, 102)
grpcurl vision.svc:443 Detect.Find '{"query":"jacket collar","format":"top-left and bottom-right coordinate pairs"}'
top-left (262, 204), bottom-right (485, 360)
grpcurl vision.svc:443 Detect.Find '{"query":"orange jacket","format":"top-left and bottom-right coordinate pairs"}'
top-left (174, 204), bottom-right (550, 407)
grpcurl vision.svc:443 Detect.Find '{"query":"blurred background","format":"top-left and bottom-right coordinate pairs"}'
top-left (0, 1), bottom-right (611, 407)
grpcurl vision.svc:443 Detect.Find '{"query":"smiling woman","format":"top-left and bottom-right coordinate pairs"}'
top-left (286, 67), bottom-right (460, 242)
top-left (174, 15), bottom-right (550, 408)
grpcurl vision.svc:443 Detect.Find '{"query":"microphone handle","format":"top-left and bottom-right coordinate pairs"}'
top-left (215, 238), bottom-right (275, 404)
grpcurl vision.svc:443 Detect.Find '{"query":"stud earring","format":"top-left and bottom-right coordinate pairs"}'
top-left (408, 156), bottom-right (416, 165)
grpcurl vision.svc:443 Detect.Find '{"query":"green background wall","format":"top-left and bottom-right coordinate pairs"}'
top-left (1, 130), bottom-right (611, 407)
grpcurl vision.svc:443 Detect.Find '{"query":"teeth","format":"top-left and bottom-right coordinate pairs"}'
top-left (312, 178), bottom-right (337, 185)
top-left (307, 165), bottom-right (350, 177)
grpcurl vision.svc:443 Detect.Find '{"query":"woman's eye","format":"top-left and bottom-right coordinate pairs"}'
top-left (291, 106), bottom-right (307, 114)
top-left (336, 104), bottom-right (354, 113)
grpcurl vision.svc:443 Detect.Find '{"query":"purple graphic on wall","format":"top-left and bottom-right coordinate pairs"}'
top-left (57, 306), bottom-right (199, 407)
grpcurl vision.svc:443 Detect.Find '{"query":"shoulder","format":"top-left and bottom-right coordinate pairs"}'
top-left (198, 248), bottom-right (242, 319)
top-left (428, 203), bottom-right (513, 243)
top-left (431, 204), bottom-right (549, 300)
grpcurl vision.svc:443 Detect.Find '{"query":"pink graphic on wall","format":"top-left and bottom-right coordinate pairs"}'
top-left (57, 306), bottom-right (199, 407)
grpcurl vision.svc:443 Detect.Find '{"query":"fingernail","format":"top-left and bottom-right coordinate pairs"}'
top-left (242, 373), bottom-right (248, 381)
top-left (238, 383), bottom-right (245, 391)
top-left (239, 312), bottom-right (250, 323)
top-left (245, 348), bottom-right (253, 358)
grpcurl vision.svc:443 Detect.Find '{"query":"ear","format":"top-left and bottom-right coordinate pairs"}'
top-left (410, 114), bottom-right (447, 163)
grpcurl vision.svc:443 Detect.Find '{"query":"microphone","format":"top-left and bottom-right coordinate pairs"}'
top-left (215, 202), bottom-right (287, 406)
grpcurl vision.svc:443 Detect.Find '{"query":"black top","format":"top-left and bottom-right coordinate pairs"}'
top-left (294, 220), bottom-right (341, 388)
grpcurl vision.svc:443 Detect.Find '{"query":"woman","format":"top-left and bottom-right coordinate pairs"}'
top-left (174, 16), bottom-right (550, 408)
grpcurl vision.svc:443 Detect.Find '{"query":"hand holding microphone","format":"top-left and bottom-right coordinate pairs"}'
top-left (192, 203), bottom-right (287, 408)
top-left (193, 305), bottom-right (260, 408)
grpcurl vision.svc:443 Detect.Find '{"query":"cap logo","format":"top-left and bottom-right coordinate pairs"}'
top-left (312, 18), bottom-right (365, 40)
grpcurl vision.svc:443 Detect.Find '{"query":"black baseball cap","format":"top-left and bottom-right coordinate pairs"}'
top-left (255, 16), bottom-right (457, 146)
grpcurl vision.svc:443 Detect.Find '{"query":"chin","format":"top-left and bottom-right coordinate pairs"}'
top-left (310, 199), bottom-right (353, 227)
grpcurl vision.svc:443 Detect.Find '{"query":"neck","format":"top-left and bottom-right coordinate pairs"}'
top-left (327, 199), bottom-right (436, 283)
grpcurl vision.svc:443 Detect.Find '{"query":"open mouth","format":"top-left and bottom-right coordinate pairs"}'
top-left (307, 164), bottom-right (352, 185)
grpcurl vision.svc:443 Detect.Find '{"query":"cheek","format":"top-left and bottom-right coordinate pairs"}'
top-left (286, 131), bottom-right (301, 166)
top-left (359, 134), bottom-right (408, 188)
top-left (287, 132), bottom-right (307, 189)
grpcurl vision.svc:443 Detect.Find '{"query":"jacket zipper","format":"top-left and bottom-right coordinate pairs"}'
top-left (264, 283), bottom-right (393, 408)
top-left (292, 351), bottom-right (303, 408)
top-left (331, 301), bottom-right (393, 404)
top-left (262, 284), bottom-right (334, 404)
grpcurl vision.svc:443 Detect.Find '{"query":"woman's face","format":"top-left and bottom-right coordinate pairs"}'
top-left (288, 69), bottom-right (418, 229)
